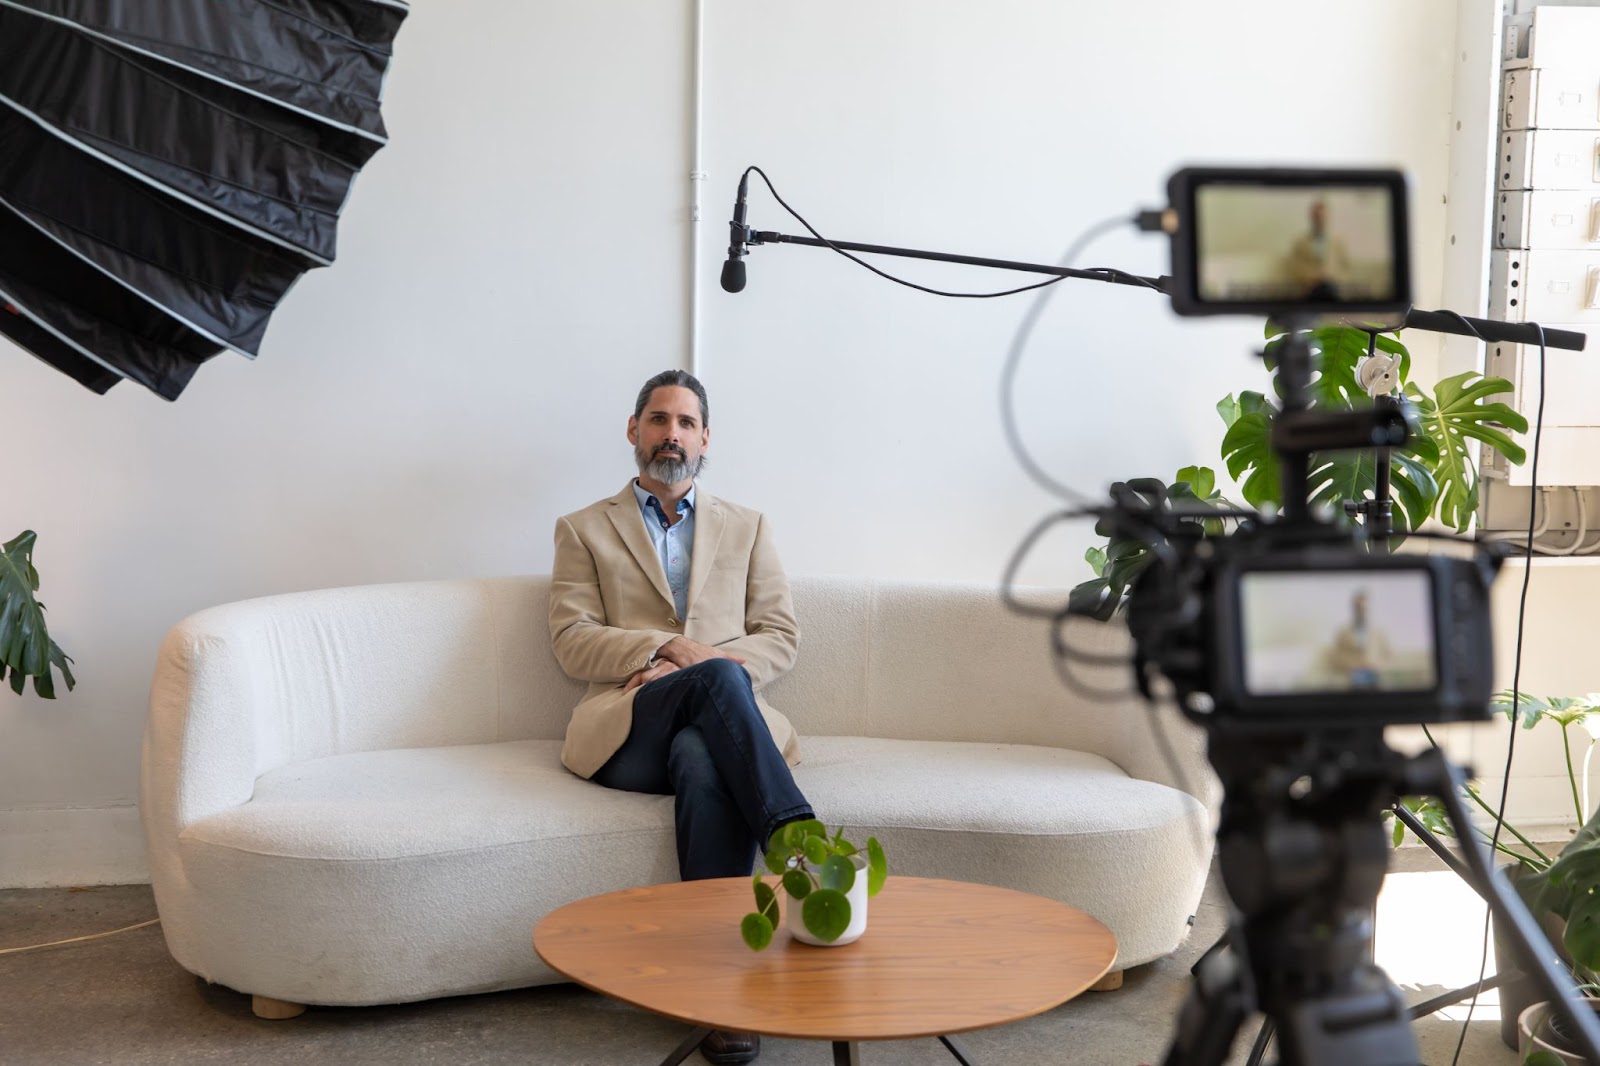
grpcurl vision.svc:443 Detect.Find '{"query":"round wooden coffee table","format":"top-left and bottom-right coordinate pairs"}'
top-left (533, 876), bottom-right (1117, 1065)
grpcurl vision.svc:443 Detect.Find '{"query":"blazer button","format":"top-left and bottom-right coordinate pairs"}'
top-left (668, 618), bottom-right (678, 627)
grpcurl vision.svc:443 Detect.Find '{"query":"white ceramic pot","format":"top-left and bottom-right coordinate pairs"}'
top-left (787, 854), bottom-right (869, 947)
top-left (1518, 999), bottom-right (1600, 1065)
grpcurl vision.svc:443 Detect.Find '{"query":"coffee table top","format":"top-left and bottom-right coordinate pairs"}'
top-left (532, 876), bottom-right (1117, 1042)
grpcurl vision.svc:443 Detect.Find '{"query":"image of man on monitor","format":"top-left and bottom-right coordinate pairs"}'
top-left (1283, 199), bottom-right (1352, 301)
top-left (1319, 589), bottom-right (1391, 690)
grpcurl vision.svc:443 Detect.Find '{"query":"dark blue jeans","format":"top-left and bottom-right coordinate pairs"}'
top-left (590, 658), bottom-right (814, 880)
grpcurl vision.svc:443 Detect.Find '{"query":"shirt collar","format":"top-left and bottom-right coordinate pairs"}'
top-left (633, 479), bottom-right (695, 521)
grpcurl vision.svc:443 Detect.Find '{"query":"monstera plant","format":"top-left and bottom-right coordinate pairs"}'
top-left (1, 530), bottom-right (74, 698)
top-left (1073, 322), bottom-right (1528, 616)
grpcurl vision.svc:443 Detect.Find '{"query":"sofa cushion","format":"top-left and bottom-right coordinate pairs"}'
top-left (176, 733), bottom-right (1204, 1000)
top-left (181, 736), bottom-right (1199, 863)
top-left (181, 740), bottom-right (673, 860)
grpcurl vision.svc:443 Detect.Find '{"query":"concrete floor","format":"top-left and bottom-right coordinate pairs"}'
top-left (0, 851), bottom-right (1524, 1066)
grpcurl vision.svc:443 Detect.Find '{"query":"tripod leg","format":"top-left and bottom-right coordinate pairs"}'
top-left (1161, 944), bottom-right (1251, 1066)
top-left (1243, 1019), bottom-right (1273, 1066)
top-left (1191, 928), bottom-right (1230, 977)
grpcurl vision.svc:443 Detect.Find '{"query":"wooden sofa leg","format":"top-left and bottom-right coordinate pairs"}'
top-left (252, 995), bottom-right (306, 1019)
top-left (1089, 970), bottom-right (1124, 992)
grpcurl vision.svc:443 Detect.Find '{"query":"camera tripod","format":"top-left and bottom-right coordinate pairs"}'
top-left (1155, 328), bottom-right (1599, 1066)
top-left (1159, 732), bottom-right (1563, 1066)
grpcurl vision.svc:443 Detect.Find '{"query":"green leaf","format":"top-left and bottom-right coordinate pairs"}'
top-left (741, 912), bottom-right (774, 951)
top-left (801, 889), bottom-right (851, 942)
top-left (779, 822), bottom-right (807, 850)
top-left (1567, 891), bottom-right (1600, 971)
top-left (1220, 407), bottom-right (1282, 511)
top-left (803, 836), bottom-right (829, 865)
top-left (1525, 1052), bottom-right (1567, 1066)
top-left (819, 854), bottom-right (856, 894)
top-left (791, 818), bottom-right (827, 841)
top-left (831, 835), bottom-right (858, 857)
top-left (1535, 806), bottom-right (1600, 920)
top-left (1067, 576), bottom-right (1115, 621)
top-left (1083, 545), bottom-right (1107, 576)
top-left (1173, 465), bottom-right (1215, 499)
top-left (1493, 689), bottom-right (1550, 730)
top-left (1406, 374), bottom-right (1528, 532)
top-left (764, 843), bottom-right (791, 875)
top-left (782, 869), bottom-right (812, 899)
top-left (867, 838), bottom-right (887, 897)
top-left (1216, 394), bottom-right (1241, 428)
top-left (0, 530), bottom-right (74, 699)
top-left (754, 879), bottom-right (778, 925)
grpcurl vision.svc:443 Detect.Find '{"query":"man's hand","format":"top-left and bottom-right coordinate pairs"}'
top-left (623, 660), bottom-right (680, 692)
top-left (655, 636), bottom-right (746, 669)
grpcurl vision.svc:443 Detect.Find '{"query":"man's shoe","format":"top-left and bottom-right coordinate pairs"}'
top-left (701, 1029), bottom-right (760, 1065)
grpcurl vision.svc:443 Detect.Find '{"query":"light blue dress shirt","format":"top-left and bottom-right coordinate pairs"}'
top-left (632, 480), bottom-right (695, 620)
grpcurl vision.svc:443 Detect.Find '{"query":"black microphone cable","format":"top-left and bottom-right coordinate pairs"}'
top-left (738, 166), bottom-right (1145, 300)
top-left (1444, 314), bottom-right (1547, 1066)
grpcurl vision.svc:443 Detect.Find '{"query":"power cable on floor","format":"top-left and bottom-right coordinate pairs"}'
top-left (0, 918), bottom-right (160, 956)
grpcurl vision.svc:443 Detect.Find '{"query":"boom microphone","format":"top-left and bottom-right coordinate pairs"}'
top-left (720, 172), bottom-right (750, 293)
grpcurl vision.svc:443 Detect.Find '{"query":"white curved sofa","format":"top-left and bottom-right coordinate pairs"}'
top-left (140, 576), bottom-right (1216, 1012)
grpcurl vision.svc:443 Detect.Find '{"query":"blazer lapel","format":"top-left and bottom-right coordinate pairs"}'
top-left (685, 492), bottom-right (726, 615)
top-left (605, 481), bottom-right (675, 609)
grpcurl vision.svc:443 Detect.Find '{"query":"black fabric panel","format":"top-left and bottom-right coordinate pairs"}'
top-left (0, 211), bottom-right (217, 400)
top-left (11, 0), bottom-right (406, 141)
top-left (261, 0), bottom-right (408, 50)
top-left (0, 108), bottom-right (309, 355)
top-left (0, 303), bottom-right (122, 395)
top-left (127, 48), bottom-right (383, 170)
top-left (0, 8), bottom-right (353, 262)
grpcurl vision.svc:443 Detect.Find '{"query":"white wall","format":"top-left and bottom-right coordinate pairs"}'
top-left (0, 0), bottom-right (1514, 886)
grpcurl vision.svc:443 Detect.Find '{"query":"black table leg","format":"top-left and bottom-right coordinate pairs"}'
top-left (832, 1040), bottom-right (862, 1065)
top-left (657, 1026), bottom-right (712, 1066)
top-left (939, 1034), bottom-right (978, 1065)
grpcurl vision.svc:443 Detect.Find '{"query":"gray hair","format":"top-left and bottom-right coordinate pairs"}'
top-left (633, 370), bottom-right (709, 427)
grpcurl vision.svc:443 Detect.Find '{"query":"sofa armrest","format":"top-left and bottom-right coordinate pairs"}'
top-left (141, 616), bottom-right (281, 843)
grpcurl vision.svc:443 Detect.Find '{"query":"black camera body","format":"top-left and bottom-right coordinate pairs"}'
top-left (1105, 164), bottom-right (1500, 735)
top-left (1124, 521), bottom-right (1501, 731)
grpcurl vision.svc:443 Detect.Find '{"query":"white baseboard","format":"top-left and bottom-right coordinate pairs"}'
top-left (0, 805), bottom-right (150, 888)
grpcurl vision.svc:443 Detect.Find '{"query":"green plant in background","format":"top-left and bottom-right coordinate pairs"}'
top-left (1072, 323), bottom-right (1528, 615)
top-left (741, 820), bottom-right (886, 950)
top-left (0, 530), bottom-right (74, 698)
top-left (1390, 693), bottom-right (1600, 980)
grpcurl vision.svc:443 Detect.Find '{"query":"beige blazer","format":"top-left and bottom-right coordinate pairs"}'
top-left (549, 480), bottom-right (801, 779)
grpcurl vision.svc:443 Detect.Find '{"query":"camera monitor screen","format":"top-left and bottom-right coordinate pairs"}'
top-left (1238, 570), bottom-right (1436, 696)
top-left (1166, 168), bottom-right (1411, 317)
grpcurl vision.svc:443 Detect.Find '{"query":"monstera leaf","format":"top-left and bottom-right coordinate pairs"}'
top-left (1219, 391), bottom-right (1282, 511)
top-left (1405, 373), bottom-right (1527, 532)
top-left (1072, 471), bottom-right (1236, 618)
top-left (1226, 330), bottom-right (1520, 537)
top-left (1304, 444), bottom-right (1442, 535)
top-left (0, 530), bottom-right (75, 698)
top-left (1263, 323), bottom-right (1411, 409)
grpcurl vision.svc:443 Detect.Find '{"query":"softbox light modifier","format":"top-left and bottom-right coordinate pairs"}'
top-left (0, 0), bottom-right (408, 400)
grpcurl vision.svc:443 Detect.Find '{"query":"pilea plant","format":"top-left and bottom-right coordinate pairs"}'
top-left (741, 820), bottom-right (887, 950)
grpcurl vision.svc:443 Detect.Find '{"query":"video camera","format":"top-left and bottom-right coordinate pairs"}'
top-left (1109, 166), bottom-right (1500, 734)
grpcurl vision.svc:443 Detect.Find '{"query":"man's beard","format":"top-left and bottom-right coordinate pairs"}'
top-left (636, 442), bottom-right (705, 485)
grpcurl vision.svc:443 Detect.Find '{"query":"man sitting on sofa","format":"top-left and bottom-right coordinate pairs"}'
top-left (548, 368), bottom-right (814, 1065)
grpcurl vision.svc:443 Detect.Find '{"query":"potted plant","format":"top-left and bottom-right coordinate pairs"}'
top-left (1519, 996), bottom-right (1600, 1064)
top-left (1390, 693), bottom-right (1600, 1048)
top-left (0, 529), bottom-right (74, 697)
top-left (741, 820), bottom-right (887, 950)
top-left (1071, 323), bottom-right (1528, 616)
